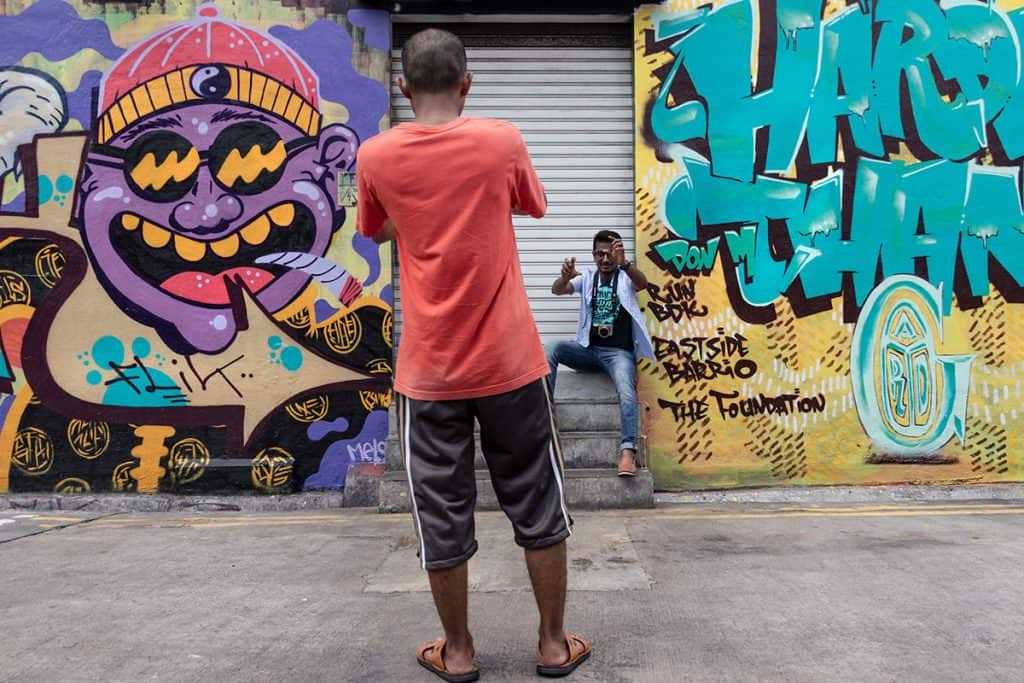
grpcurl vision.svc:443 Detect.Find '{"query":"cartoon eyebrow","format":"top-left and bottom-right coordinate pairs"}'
top-left (210, 108), bottom-right (274, 124)
top-left (120, 115), bottom-right (183, 142)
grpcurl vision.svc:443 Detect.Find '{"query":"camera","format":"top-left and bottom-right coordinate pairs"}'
top-left (595, 324), bottom-right (614, 339)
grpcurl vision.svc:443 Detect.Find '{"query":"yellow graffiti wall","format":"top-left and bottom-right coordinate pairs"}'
top-left (636, 0), bottom-right (1024, 489)
top-left (0, 0), bottom-right (393, 495)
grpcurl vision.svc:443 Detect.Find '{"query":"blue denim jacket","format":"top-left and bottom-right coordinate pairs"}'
top-left (570, 267), bottom-right (655, 360)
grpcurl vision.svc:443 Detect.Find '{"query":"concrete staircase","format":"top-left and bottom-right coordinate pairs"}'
top-left (348, 372), bottom-right (653, 511)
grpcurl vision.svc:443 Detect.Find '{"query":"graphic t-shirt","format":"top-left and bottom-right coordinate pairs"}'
top-left (589, 273), bottom-right (633, 350)
top-left (356, 117), bottom-right (549, 400)
top-left (592, 278), bottom-right (618, 326)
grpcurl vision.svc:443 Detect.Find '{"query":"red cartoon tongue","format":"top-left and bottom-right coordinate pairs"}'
top-left (161, 268), bottom-right (275, 304)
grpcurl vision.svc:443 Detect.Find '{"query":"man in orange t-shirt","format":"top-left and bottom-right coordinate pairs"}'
top-left (356, 28), bottom-right (590, 682)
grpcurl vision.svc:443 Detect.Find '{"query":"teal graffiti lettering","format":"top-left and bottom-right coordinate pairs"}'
top-left (651, 237), bottom-right (719, 274)
top-left (646, 0), bottom-right (1024, 321)
top-left (652, 0), bottom-right (822, 181)
top-left (850, 275), bottom-right (973, 455)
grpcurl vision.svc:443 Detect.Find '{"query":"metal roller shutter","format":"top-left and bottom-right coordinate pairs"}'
top-left (389, 24), bottom-right (634, 345)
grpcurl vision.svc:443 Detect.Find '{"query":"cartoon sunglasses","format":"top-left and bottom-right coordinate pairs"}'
top-left (89, 120), bottom-right (317, 202)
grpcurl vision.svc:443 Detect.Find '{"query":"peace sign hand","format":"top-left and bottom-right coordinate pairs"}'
top-left (561, 257), bottom-right (580, 280)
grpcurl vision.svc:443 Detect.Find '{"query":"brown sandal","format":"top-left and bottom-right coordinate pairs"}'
top-left (537, 633), bottom-right (591, 677)
top-left (416, 639), bottom-right (480, 682)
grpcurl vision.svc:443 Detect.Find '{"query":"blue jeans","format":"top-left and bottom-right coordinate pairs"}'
top-left (545, 340), bottom-right (638, 451)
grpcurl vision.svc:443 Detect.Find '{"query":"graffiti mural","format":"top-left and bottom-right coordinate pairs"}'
top-left (637, 0), bottom-right (1024, 489)
top-left (0, 1), bottom-right (393, 494)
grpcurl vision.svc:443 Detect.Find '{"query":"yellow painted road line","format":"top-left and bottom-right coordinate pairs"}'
top-left (91, 514), bottom-right (348, 524)
top-left (10, 516), bottom-right (85, 523)
top-left (644, 503), bottom-right (1024, 515)
top-left (86, 515), bottom-right (406, 529)
top-left (636, 502), bottom-right (1024, 516)
top-left (89, 518), bottom-right (353, 529)
top-left (89, 514), bottom-right (409, 528)
top-left (642, 507), bottom-right (1024, 521)
top-left (159, 519), bottom-right (351, 529)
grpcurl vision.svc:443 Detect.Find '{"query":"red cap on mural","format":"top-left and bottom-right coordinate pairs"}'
top-left (96, 2), bottom-right (321, 143)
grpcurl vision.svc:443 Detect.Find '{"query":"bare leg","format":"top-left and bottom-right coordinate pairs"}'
top-left (525, 541), bottom-right (572, 666)
top-left (426, 561), bottom-right (476, 674)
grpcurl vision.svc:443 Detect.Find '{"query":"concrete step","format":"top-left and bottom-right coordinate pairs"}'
top-left (553, 369), bottom-right (618, 402)
top-left (387, 371), bottom-right (622, 434)
top-left (388, 401), bottom-right (620, 434)
top-left (383, 431), bottom-right (624, 471)
top-left (556, 401), bottom-right (621, 432)
top-left (378, 467), bottom-right (653, 512)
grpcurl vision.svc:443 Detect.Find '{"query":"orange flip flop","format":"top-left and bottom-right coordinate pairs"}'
top-left (416, 639), bottom-right (480, 682)
top-left (537, 633), bottom-right (591, 677)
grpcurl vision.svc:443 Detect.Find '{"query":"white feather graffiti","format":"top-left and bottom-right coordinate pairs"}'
top-left (255, 251), bottom-right (364, 306)
top-left (0, 67), bottom-right (68, 182)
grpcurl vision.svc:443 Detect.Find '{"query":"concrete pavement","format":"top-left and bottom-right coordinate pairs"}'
top-left (2, 501), bottom-right (1023, 682)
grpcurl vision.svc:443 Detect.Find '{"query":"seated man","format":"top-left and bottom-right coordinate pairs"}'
top-left (547, 230), bottom-right (654, 476)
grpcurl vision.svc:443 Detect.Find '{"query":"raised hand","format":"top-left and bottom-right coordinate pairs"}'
top-left (561, 257), bottom-right (579, 280)
top-left (612, 239), bottom-right (627, 267)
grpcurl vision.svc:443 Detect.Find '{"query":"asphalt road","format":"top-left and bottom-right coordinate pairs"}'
top-left (2, 501), bottom-right (1022, 682)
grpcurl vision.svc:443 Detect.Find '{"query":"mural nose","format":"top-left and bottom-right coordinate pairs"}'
top-left (171, 189), bottom-right (243, 235)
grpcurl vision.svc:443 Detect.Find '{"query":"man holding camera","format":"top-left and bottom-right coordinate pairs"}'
top-left (548, 230), bottom-right (654, 476)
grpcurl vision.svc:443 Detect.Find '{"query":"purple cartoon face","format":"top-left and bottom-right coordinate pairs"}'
top-left (78, 102), bottom-right (357, 354)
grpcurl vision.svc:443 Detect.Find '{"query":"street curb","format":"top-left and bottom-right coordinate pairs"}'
top-left (0, 492), bottom-right (347, 513)
top-left (5, 483), bottom-right (1024, 513)
top-left (655, 483), bottom-right (1024, 505)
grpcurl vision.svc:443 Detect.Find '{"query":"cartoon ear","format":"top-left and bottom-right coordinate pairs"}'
top-left (315, 124), bottom-right (359, 178)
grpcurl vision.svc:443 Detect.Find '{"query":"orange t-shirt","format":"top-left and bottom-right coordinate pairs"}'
top-left (356, 117), bottom-right (549, 401)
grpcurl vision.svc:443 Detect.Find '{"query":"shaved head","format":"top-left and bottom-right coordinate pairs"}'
top-left (401, 28), bottom-right (467, 93)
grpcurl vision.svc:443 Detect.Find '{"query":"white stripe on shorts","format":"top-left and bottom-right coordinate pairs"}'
top-left (402, 395), bottom-right (428, 569)
top-left (547, 440), bottom-right (572, 536)
top-left (542, 381), bottom-right (572, 534)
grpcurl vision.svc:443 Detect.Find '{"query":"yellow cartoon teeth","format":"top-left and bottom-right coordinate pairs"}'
top-left (142, 221), bottom-right (171, 248)
top-left (268, 203), bottom-right (295, 227)
top-left (134, 205), bottom-right (287, 259)
top-left (240, 214), bottom-right (271, 245)
top-left (174, 234), bottom-right (207, 262)
top-left (211, 233), bottom-right (240, 258)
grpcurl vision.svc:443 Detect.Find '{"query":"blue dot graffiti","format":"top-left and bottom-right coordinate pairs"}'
top-left (80, 336), bottom-right (187, 407)
top-left (268, 336), bottom-right (303, 372)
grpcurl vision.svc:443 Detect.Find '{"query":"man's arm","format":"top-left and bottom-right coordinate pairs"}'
top-left (613, 238), bottom-right (649, 290)
top-left (551, 257), bottom-right (579, 295)
top-left (372, 219), bottom-right (397, 245)
top-left (511, 131), bottom-right (547, 218)
top-left (355, 150), bottom-right (392, 242)
top-left (513, 190), bottom-right (548, 217)
top-left (623, 263), bottom-right (648, 291)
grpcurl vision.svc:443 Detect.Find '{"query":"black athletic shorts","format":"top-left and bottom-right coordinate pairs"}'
top-left (396, 378), bottom-right (573, 570)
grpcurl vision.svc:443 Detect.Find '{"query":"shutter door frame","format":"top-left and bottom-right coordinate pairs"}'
top-left (390, 22), bottom-right (635, 345)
